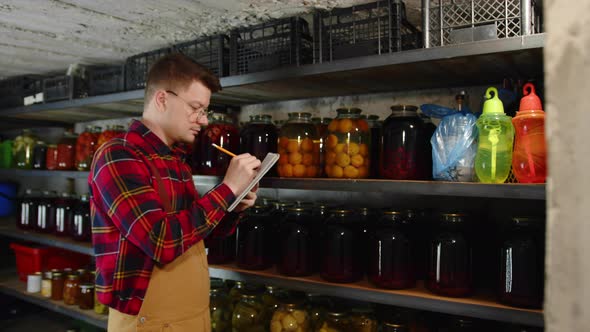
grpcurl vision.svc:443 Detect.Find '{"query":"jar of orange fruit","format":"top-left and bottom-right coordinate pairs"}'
top-left (277, 112), bottom-right (320, 178)
top-left (325, 108), bottom-right (370, 179)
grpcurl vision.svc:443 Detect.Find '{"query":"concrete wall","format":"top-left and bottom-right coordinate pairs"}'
top-left (545, 0), bottom-right (590, 330)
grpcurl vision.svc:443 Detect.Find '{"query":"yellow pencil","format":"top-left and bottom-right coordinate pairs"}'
top-left (212, 143), bottom-right (237, 157)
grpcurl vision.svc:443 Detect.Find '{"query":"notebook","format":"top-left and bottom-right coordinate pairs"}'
top-left (227, 152), bottom-right (280, 212)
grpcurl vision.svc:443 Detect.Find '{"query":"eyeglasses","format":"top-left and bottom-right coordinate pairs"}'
top-left (165, 90), bottom-right (211, 119)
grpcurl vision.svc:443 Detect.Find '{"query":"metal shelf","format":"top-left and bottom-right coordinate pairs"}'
top-left (0, 272), bottom-right (107, 329)
top-left (0, 223), bottom-right (93, 256)
top-left (0, 169), bottom-right (90, 179)
top-left (209, 264), bottom-right (544, 327)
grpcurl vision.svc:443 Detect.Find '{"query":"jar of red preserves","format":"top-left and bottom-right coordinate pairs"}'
top-left (194, 113), bottom-right (239, 176)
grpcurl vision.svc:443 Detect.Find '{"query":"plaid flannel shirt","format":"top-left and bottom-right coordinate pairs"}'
top-left (89, 120), bottom-right (238, 315)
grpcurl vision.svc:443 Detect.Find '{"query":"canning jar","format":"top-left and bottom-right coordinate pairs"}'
top-left (320, 209), bottom-right (363, 283)
top-left (45, 144), bottom-right (58, 170)
top-left (75, 126), bottom-right (101, 171)
top-left (32, 141), bottom-right (47, 169)
top-left (382, 323), bottom-right (410, 332)
top-left (210, 288), bottom-right (231, 332)
top-left (381, 105), bottom-right (429, 180)
top-left (427, 213), bottom-right (473, 297)
top-left (205, 213), bottom-right (237, 264)
top-left (350, 306), bottom-right (378, 332)
top-left (35, 190), bottom-right (56, 233)
top-left (277, 207), bottom-right (314, 276)
top-left (306, 294), bottom-right (333, 331)
top-left (240, 114), bottom-right (278, 175)
top-left (194, 113), bottom-right (239, 175)
top-left (17, 188), bottom-right (36, 230)
top-left (231, 292), bottom-right (266, 332)
top-left (13, 129), bottom-right (38, 169)
top-left (367, 115), bottom-right (381, 178)
top-left (50, 271), bottom-right (64, 301)
top-left (56, 131), bottom-right (78, 170)
top-left (357, 207), bottom-right (376, 273)
top-left (41, 271), bottom-right (52, 298)
top-left (262, 286), bottom-right (287, 323)
top-left (53, 192), bottom-right (76, 237)
top-left (97, 124), bottom-right (125, 148)
top-left (229, 281), bottom-right (246, 313)
top-left (63, 274), bottom-right (80, 305)
top-left (78, 283), bottom-right (94, 310)
top-left (72, 194), bottom-right (91, 242)
top-left (499, 217), bottom-right (544, 309)
top-left (316, 310), bottom-right (351, 332)
top-left (277, 112), bottom-right (320, 178)
top-left (0, 139), bottom-right (13, 168)
top-left (270, 299), bottom-right (310, 332)
top-left (325, 108), bottom-right (370, 179)
top-left (312, 117), bottom-right (332, 177)
top-left (236, 205), bottom-right (275, 270)
top-left (368, 210), bottom-right (416, 289)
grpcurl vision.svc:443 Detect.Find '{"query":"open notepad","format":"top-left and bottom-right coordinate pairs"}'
top-left (227, 152), bottom-right (280, 212)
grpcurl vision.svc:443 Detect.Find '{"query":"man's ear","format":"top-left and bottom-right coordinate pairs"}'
top-left (153, 90), bottom-right (168, 112)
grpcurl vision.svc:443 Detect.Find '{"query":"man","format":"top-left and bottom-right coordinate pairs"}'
top-left (89, 53), bottom-right (261, 331)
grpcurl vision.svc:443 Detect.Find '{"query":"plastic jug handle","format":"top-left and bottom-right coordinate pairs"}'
top-left (523, 83), bottom-right (536, 96)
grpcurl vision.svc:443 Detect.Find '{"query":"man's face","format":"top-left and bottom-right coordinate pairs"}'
top-left (163, 80), bottom-right (211, 145)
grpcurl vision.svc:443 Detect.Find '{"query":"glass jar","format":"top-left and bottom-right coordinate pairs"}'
top-left (45, 144), bottom-right (58, 170)
top-left (75, 126), bottom-right (101, 171)
top-left (229, 281), bottom-right (246, 313)
top-left (382, 323), bottom-right (409, 332)
top-left (357, 207), bottom-right (376, 273)
top-left (35, 190), bottom-right (56, 233)
top-left (320, 209), bottom-right (363, 283)
top-left (231, 292), bottom-right (266, 332)
top-left (97, 124), bottom-right (125, 148)
top-left (325, 108), bottom-right (370, 179)
top-left (306, 294), bottom-right (332, 331)
top-left (240, 114), bottom-right (278, 175)
top-left (448, 317), bottom-right (477, 331)
top-left (205, 213), bottom-right (237, 264)
top-left (78, 283), bottom-right (94, 310)
top-left (277, 207), bottom-right (314, 277)
top-left (499, 217), bottom-right (544, 309)
top-left (13, 129), bottom-right (38, 169)
top-left (312, 117), bottom-right (332, 177)
top-left (381, 105), bottom-right (429, 180)
top-left (194, 113), bottom-right (239, 176)
top-left (316, 310), bottom-right (351, 332)
top-left (51, 271), bottom-right (64, 301)
top-left (72, 194), bottom-right (91, 242)
top-left (57, 131), bottom-right (78, 170)
top-left (236, 205), bottom-right (275, 270)
top-left (368, 210), bottom-right (416, 289)
top-left (277, 112), bottom-right (320, 178)
top-left (63, 274), bottom-right (79, 305)
top-left (41, 271), bottom-right (52, 298)
top-left (421, 114), bottom-right (436, 180)
top-left (17, 188), bottom-right (36, 230)
top-left (262, 286), bottom-right (287, 319)
top-left (270, 300), bottom-right (310, 332)
top-left (94, 291), bottom-right (108, 315)
top-left (427, 213), bottom-right (473, 297)
top-left (367, 115), bottom-right (381, 178)
top-left (32, 141), bottom-right (47, 169)
top-left (0, 139), bottom-right (13, 168)
top-left (53, 192), bottom-right (76, 237)
top-left (210, 288), bottom-right (231, 332)
top-left (350, 307), bottom-right (378, 332)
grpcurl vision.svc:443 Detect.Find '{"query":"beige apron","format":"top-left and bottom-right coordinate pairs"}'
top-left (107, 157), bottom-right (212, 332)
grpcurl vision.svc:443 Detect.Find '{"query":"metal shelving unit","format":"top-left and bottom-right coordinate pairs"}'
top-left (0, 223), bottom-right (93, 255)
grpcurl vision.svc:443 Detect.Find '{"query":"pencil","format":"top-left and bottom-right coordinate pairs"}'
top-left (212, 143), bottom-right (237, 157)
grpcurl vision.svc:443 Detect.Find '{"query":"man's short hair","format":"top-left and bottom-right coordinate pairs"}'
top-left (144, 53), bottom-right (221, 103)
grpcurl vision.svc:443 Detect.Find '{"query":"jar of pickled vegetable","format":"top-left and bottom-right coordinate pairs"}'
top-left (75, 126), bottom-right (101, 171)
top-left (57, 131), bottom-right (78, 170)
top-left (270, 299), bottom-right (310, 332)
top-left (350, 306), bottom-right (378, 332)
top-left (262, 286), bottom-right (287, 318)
top-left (45, 144), bottom-right (58, 170)
top-left (312, 117), bottom-right (332, 177)
top-left (0, 139), bottom-right (13, 168)
top-left (194, 113), bottom-right (239, 176)
top-left (78, 283), bottom-right (94, 310)
top-left (35, 190), bottom-right (56, 233)
top-left (240, 114), bottom-right (278, 175)
top-left (229, 281), bottom-right (246, 312)
top-left (210, 288), bottom-right (231, 332)
top-left (306, 294), bottom-right (332, 331)
top-left (277, 207), bottom-right (314, 276)
top-left (97, 124), bottom-right (125, 148)
top-left (236, 205), bottom-right (275, 270)
top-left (231, 292), bottom-right (266, 332)
top-left (316, 310), bottom-right (351, 332)
top-left (17, 188), bottom-right (36, 230)
top-left (277, 112), bottom-right (320, 178)
top-left (325, 108), bottom-right (370, 179)
top-left (320, 209), bottom-right (363, 283)
top-left (63, 274), bottom-right (80, 305)
top-left (53, 192), bottom-right (76, 237)
top-left (94, 291), bottom-right (108, 315)
top-left (72, 194), bottom-right (91, 241)
top-left (13, 129), bottom-right (38, 169)
top-left (367, 115), bottom-right (381, 178)
top-left (382, 323), bottom-right (410, 332)
top-left (32, 141), bottom-right (47, 169)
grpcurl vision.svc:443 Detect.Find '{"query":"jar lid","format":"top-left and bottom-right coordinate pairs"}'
top-left (52, 272), bottom-right (63, 278)
top-left (286, 207), bottom-right (308, 213)
top-left (441, 213), bottom-right (468, 223)
top-left (35, 140), bottom-right (46, 145)
top-left (43, 271), bottom-right (52, 278)
top-left (67, 274), bottom-right (79, 280)
top-left (330, 209), bottom-right (353, 215)
top-left (251, 114), bottom-right (273, 123)
top-left (326, 310), bottom-right (347, 317)
top-left (390, 105), bottom-right (418, 116)
top-left (48, 144), bottom-right (58, 148)
top-left (77, 268), bottom-right (87, 274)
top-left (79, 194), bottom-right (89, 202)
top-left (288, 112), bottom-right (312, 118)
top-left (79, 283), bottom-right (95, 290)
top-left (336, 107), bottom-right (362, 114)
top-left (511, 216), bottom-right (543, 226)
top-left (60, 192), bottom-right (72, 198)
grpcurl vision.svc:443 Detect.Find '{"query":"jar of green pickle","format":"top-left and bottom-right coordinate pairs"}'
top-left (231, 292), bottom-right (266, 332)
top-left (94, 291), bottom-right (109, 315)
top-left (13, 129), bottom-right (38, 169)
top-left (229, 281), bottom-right (246, 313)
top-left (262, 286), bottom-right (287, 324)
top-left (316, 310), bottom-right (351, 332)
top-left (211, 288), bottom-right (232, 332)
top-left (350, 306), bottom-right (378, 332)
top-left (306, 294), bottom-right (333, 331)
top-left (270, 298), bottom-right (310, 332)
top-left (0, 139), bottom-right (13, 168)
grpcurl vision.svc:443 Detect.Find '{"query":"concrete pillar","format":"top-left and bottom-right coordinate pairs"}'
top-left (545, 0), bottom-right (590, 330)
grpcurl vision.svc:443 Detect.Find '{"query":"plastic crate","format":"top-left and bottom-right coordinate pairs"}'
top-left (88, 65), bottom-right (125, 96)
top-left (43, 75), bottom-right (88, 102)
top-left (313, 0), bottom-right (421, 63)
top-left (125, 48), bottom-right (171, 90)
top-left (10, 242), bottom-right (91, 281)
top-left (423, 0), bottom-right (543, 48)
top-left (230, 17), bottom-right (313, 75)
top-left (174, 35), bottom-right (229, 77)
top-left (0, 76), bottom-right (43, 108)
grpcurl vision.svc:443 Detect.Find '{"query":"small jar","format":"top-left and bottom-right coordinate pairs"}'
top-left (63, 274), bottom-right (80, 305)
top-left (231, 292), bottom-right (266, 331)
top-left (41, 271), bottom-right (52, 298)
top-left (0, 139), bottom-right (13, 169)
top-left (427, 213), bottom-right (473, 297)
top-left (270, 299), bottom-right (310, 332)
top-left (13, 129), bottom-right (38, 169)
top-left (320, 209), bottom-right (363, 283)
top-left (229, 281), bottom-right (246, 313)
top-left (350, 307), bottom-right (378, 332)
top-left (194, 113), bottom-right (239, 175)
top-left (316, 310), bottom-right (351, 332)
top-left (54, 192), bottom-right (76, 237)
top-left (306, 294), bottom-right (332, 331)
top-left (78, 283), bottom-right (94, 310)
top-left (75, 126), bottom-right (101, 171)
top-left (51, 271), bottom-right (64, 301)
top-left (32, 141), bottom-right (47, 169)
top-left (277, 207), bottom-right (314, 277)
top-left (94, 291), bottom-right (109, 315)
top-left (312, 117), bottom-right (332, 177)
top-left (240, 114), bottom-right (278, 175)
top-left (367, 115), bottom-right (381, 178)
top-left (17, 188), bottom-right (37, 230)
top-left (35, 190), bottom-right (56, 233)
top-left (71, 194), bottom-right (91, 242)
top-left (210, 288), bottom-right (231, 332)
top-left (205, 213), bottom-right (237, 264)
top-left (277, 112), bottom-right (320, 178)
top-left (57, 131), bottom-right (78, 170)
top-left (262, 286), bottom-right (286, 318)
top-left (325, 108), bottom-right (370, 179)
top-left (236, 205), bottom-right (275, 270)
top-left (45, 144), bottom-right (58, 170)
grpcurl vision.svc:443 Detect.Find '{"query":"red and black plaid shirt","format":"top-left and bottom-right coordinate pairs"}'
top-left (89, 120), bottom-right (238, 315)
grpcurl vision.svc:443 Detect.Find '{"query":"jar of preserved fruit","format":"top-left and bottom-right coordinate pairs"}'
top-left (205, 213), bottom-right (237, 264)
top-left (63, 274), bottom-right (80, 305)
top-left (240, 114), bottom-right (278, 175)
top-left (75, 126), bottom-right (101, 171)
top-left (381, 105), bottom-right (429, 180)
top-left (35, 190), bottom-right (56, 233)
top-left (277, 207), bottom-right (314, 277)
top-left (277, 112), bottom-right (320, 178)
top-left (71, 194), bottom-right (91, 242)
top-left (17, 188), bottom-right (37, 230)
top-left (97, 124), bottom-right (125, 148)
top-left (427, 213), bottom-right (473, 297)
top-left (367, 115), bottom-right (381, 178)
top-left (32, 141), bottom-right (47, 169)
top-left (499, 217), bottom-right (544, 309)
top-left (41, 271), bottom-right (52, 298)
top-left (78, 283), bottom-right (94, 310)
top-left (270, 299), bottom-right (310, 332)
top-left (13, 129), bottom-right (38, 169)
top-left (236, 205), bottom-right (275, 270)
top-left (0, 139), bottom-right (13, 169)
top-left (56, 131), bottom-right (78, 170)
top-left (316, 310), bottom-right (351, 332)
top-left (211, 287), bottom-right (231, 332)
top-left (357, 207), bottom-right (376, 273)
top-left (368, 210), bottom-right (416, 289)
top-left (194, 113), bottom-right (239, 176)
top-left (320, 209), bottom-right (363, 283)
top-left (50, 271), bottom-right (64, 301)
top-left (45, 144), bottom-right (58, 170)
top-left (312, 117), bottom-right (332, 177)
top-left (325, 108), bottom-right (370, 179)
top-left (53, 192), bottom-right (76, 237)
top-left (231, 292), bottom-right (266, 332)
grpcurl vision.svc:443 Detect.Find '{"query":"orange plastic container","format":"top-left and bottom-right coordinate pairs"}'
top-left (10, 242), bottom-right (91, 281)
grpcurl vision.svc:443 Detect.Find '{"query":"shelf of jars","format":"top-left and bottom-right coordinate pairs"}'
top-left (0, 34), bottom-right (544, 126)
top-left (208, 264), bottom-right (544, 327)
top-left (0, 272), bottom-right (107, 329)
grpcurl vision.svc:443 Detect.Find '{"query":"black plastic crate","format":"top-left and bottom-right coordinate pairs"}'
top-left (0, 76), bottom-right (43, 108)
top-left (42, 75), bottom-right (88, 102)
top-left (125, 48), bottom-right (171, 90)
top-left (88, 65), bottom-right (125, 96)
top-left (313, 0), bottom-right (421, 63)
top-left (230, 17), bottom-right (313, 75)
top-left (174, 35), bottom-right (229, 77)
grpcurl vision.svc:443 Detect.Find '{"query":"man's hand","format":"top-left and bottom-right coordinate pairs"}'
top-left (222, 153), bottom-right (261, 196)
top-left (233, 189), bottom-right (258, 212)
